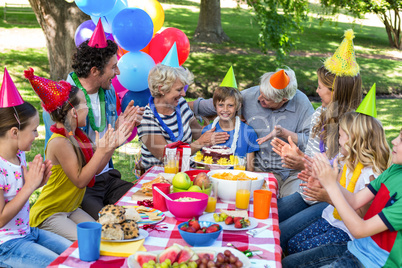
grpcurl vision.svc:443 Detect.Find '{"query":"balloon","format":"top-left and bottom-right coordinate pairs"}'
top-left (126, 127), bottom-right (137, 143)
top-left (117, 45), bottom-right (129, 59)
top-left (148, 28), bottom-right (190, 66)
top-left (122, 89), bottom-right (151, 109)
top-left (112, 8), bottom-right (154, 52)
top-left (74, 20), bottom-right (114, 47)
top-left (117, 51), bottom-right (155, 92)
top-left (75, 0), bottom-right (118, 17)
top-left (91, 0), bottom-right (127, 33)
top-left (131, 0), bottom-right (165, 33)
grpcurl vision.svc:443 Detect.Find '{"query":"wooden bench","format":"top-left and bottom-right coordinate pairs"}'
top-left (4, 2), bottom-right (35, 22)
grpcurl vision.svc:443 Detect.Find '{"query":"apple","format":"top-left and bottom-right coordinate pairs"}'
top-left (187, 185), bottom-right (202, 192)
top-left (193, 172), bottom-right (211, 189)
top-left (172, 172), bottom-right (191, 190)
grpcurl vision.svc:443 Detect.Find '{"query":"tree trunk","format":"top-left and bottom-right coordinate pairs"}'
top-left (193, 0), bottom-right (230, 43)
top-left (28, 0), bottom-right (89, 80)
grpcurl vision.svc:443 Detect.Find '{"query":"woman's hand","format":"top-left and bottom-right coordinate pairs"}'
top-left (303, 184), bottom-right (331, 203)
top-left (196, 127), bottom-right (229, 146)
top-left (312, 153), bottom-right (339, 188)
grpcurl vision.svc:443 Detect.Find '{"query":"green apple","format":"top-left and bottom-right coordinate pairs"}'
top-left (172, 172), bottom-right (191, 190)
top-left (187, 185), bottom-right (202, 193)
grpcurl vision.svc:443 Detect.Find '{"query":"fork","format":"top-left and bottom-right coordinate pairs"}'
top-left (246, 225), bottom-right (270, 237)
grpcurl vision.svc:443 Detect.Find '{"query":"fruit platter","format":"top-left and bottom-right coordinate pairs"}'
top-left (199, 212), bottom-right (258, 231)
top-left (128, 244), bottom-right (251, 268)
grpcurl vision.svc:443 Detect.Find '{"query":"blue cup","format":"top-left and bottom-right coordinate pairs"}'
top-left (77, 222), bottom-right (102, 262)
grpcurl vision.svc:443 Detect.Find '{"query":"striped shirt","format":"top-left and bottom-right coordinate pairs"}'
top-left (138, 97), bottom-right (194, 169)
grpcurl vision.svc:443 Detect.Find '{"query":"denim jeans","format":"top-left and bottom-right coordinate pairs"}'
top-left (329, 250), bottom-right (365, 268)
top-left (0, 227), bottom-right (72, 268)
top-left (278, 192), bottom-right (328, 252)
top-left (282, 243), bottom-right (348, 268)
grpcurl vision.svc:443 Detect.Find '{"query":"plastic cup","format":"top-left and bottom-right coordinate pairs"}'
top-left (205, 181), bottom-right (219, 213)
top-left (164, 152), bottom-right (179, 173)
top-left (77, 222), bottom-right (102, 262)
top-left (253, 190), bottom-right (272, 219)
top-left (152, 183), bottom-right (171, 212)
top-left (234, 156), bottom-right (246, 170)
top-left (236, 179), bottom-right (251, 210)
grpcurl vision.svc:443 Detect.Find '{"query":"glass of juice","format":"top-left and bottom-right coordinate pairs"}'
top-left (164, 152), bottom-right (179, 174)
top-left (236, 178), bottom-right (251, 210)
top-left (205, 181), bottom-right (219, 213)
top-left (234, 156), bottom-right (246, 170)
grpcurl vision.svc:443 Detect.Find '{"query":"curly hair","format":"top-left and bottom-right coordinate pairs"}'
top-left (339, 112), bottom-right (391, 175)
top-left (0, 102), bottom-right (37, 137)
top-left (148, 64), bottom-right (194, 98)
top-left (72, 40), bottom-right (118, 78)
top-left (312, 66), bottom-right (362, 159)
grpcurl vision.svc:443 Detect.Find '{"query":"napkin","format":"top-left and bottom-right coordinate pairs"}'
top-left (100, 239), bottom-right (146, 257)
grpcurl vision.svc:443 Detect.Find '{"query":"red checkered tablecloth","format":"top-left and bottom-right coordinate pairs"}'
top-left (48, 166), bottom-right (282, 268)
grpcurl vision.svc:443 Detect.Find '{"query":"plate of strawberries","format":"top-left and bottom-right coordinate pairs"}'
top-left (199, 213), bottom-right (258, 231)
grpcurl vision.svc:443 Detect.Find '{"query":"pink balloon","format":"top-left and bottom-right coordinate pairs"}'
top-left (112, 76), bottom-right (127, 94)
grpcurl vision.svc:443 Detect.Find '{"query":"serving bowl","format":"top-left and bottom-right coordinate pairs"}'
top-left (207, 169), bottom-right (265, 203)
top-left (178, 221), bottom-right (222, 247)
top-left (165, 192), bottom-right (208, 221)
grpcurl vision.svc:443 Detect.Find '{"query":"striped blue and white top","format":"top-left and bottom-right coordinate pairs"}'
top-left (138, 97), bottom-right (194, 169)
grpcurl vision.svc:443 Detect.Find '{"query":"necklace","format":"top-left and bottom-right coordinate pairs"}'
top-left (333, 162), bottom-right (364, 220)
top-left (149, 96), bottom-right (183, 142)
top-left (71, 72), bottom-right (106, 132)
top-left (211, 116), bottom-right (240, 154)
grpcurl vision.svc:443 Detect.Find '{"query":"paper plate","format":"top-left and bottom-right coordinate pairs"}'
top-left (199, 213), bottom-right (258, 231)
top-left (101, 228), bottom-right (149, 243)
top-left (124, 206), bottom-right (166, 226)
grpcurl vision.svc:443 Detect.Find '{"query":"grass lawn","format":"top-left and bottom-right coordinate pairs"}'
top-left (1, 1), bottom-right (401, 204)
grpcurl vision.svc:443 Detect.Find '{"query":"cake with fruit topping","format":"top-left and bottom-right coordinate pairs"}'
top-left (201, 145), bottom-right (232, 163)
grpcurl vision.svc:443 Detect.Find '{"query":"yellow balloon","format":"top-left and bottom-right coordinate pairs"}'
top-left (131, 0), bottom-right (165, 33)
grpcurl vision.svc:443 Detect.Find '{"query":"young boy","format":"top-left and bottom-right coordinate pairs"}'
top-left (202, 87), bottom-right (259, 171)
top-left (312, 129), bottom-right (402, 267)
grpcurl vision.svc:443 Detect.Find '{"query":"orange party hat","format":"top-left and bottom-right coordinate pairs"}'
top-left (270, 69), bottom-right (289, 90)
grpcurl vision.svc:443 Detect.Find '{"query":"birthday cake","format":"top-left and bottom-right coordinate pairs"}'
top-left (201, 145), bottom-right (232, 163)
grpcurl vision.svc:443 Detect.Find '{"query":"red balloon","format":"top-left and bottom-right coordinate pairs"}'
top-left (148, 28), bottom-right (190, 66)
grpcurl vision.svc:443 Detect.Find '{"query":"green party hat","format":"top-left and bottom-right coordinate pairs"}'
top-left (356, 83), bottom-right (377, 118)
top-left (220, 66), bottom-right (237, 89)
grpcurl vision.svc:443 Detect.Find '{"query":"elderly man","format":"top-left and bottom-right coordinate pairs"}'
top-left (190, 68), bottom-right (314, 197)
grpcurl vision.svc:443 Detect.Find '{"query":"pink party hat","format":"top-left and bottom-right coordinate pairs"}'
top-left (0, 67), bottom-right (24, 108)
top-left (24, 68), bottom-right (71, 112)
top-left (88, 18), bottom-right (108, 48)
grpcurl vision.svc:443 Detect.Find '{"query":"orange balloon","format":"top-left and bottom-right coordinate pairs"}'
top-left (117, 45), bottom-right (129, 59)
top-left (131, 0), bottom-right (165, 33)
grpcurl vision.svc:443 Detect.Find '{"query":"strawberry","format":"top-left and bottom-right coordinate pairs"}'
top-left (206, 225), bottom-right (220, 233)
top-left (196, 229), bottom-right (205, 233)
top-left (186, 226), bottom-right (197, 233)
top-left (234, 218), bottom-right (250, 228)
top-left (234, 217), bottom-right (242, 223)
top-left (202, 227), bottom-right (207, 232)
top-left (234, 220), bottom-right (243, 228)
top-left (180, 224), bottom-right (188, 231)
top-left (225, 216), bottom-right (234, 225)
top-left (188, 218), bottom-right (201, 231)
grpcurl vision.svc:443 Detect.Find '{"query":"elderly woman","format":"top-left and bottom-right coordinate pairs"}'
top-left (137, 64), bottom-right (229, 170)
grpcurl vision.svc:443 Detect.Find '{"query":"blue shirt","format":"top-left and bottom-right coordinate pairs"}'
top-left (201, 121), bottom-right (259, 158)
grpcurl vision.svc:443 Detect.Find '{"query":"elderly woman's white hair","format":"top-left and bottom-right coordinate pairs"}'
top-left (148, 63), bottom-right (194, 98)
top-left (259, 67), bottom-right (297, 103)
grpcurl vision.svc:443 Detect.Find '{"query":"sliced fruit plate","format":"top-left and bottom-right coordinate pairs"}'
top-left (128, 244), bottom-right (251, 268)
top-left (199, 213), bottom-right (258, 231)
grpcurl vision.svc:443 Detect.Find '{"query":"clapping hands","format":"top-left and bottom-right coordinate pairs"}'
top-left (23, 154), bottom-right (52, 191)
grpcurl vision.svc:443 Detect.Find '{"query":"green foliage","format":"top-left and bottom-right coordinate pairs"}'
top-left (243, 0), bottom-right (309, 63)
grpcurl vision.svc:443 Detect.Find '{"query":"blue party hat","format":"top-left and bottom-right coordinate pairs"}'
top-left (161, 42), bottom-right (180, 67)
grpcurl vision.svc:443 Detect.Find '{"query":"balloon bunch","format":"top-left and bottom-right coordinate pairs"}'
top-left (73, 0), bottom-right (191, 111)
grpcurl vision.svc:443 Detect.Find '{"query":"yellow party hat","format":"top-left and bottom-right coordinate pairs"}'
top-left (356, 83), bottom-right (377, 118)
top-left (220, 66), bottom-right (237, 89)
top-left (324, 29), bottom-right (360, 77)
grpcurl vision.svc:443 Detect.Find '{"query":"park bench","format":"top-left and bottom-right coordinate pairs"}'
top-left (3, 2), bottom-right (34, 22)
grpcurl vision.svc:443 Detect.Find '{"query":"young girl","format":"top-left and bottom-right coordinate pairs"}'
top-left (282, 111), bottom-right (391, 267)
top-left (25, 68), bottom-right (131, 241)
top-left (201, 86), bottom-right (259, 171)
top-left (0, 69), bottom-right (71, 267)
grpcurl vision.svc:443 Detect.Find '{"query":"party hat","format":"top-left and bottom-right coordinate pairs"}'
top-left (356, 83), bottom-right (377, 118)
top-left (270, 69), bottom-right (289, 90)
top-left (0, 68), bottom-right (24, 108)
top-left (220, 66), bottom-right (237, 89)
top-left (88, 18), bottom-right (108, 48)
top-left (161, 42), bottom-right (180, 67)
top-left (24, 68), bottom-right (71, 112)
top-left (324, 29), bottom-right (360, 77)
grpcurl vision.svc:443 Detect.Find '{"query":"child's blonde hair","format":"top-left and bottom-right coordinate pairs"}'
top-left (339, 111), bottom-right (391, 175)
top-left (213, 87), bottom-right (243, 114)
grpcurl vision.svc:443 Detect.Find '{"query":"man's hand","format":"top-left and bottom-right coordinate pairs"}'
top-left (280, 136), bottom-right (304, 170)
top-left (115, 100), bottom-right (145, 131)
top-left (257, 125), bottom-right (284, 145)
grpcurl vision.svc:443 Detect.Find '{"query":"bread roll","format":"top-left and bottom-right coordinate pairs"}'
top-left (121, 220), bottom-right (140, 239)
top-left (98, 204), bottom-right (126, 225)
top-left (101, 223), bottom-right (124, 240)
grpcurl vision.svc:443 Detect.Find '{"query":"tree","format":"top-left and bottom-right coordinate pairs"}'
top-left (193, 0), bottom-right (230, 43)
top-left (321, 0), bottom-right (402, 49)
top-left (28, 0), bottom-right (89, 80)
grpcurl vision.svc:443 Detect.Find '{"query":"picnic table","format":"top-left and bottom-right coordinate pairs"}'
top-left (48, 166), bottom-right (282, 268)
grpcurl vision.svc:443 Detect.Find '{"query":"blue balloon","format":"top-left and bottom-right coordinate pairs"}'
top-left (91, 0), bottom-right (127, 33)
top-left (75, 0), bottom-right (118, 17)
top-left (112, 8), bottom-right (154, 51)
top-left (117, 51), bottom-right (155, 92)
top-left (122, 89), bottom-right (151, 110)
